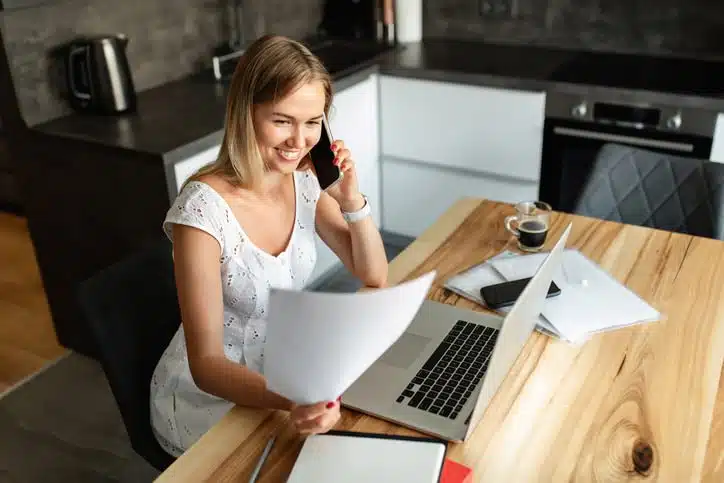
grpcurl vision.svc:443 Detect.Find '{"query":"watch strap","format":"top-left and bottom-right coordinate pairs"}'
top-left (341, 195), bottom-right (371, 223)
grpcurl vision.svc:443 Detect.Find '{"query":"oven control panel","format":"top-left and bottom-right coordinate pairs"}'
top-left (545, 91), bottom-right (719, 138)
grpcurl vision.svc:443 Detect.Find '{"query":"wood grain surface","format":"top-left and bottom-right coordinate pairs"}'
top-left (155, 198), bottom-right (724, 483)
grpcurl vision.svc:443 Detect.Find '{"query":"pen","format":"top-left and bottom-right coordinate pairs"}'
top-left (248, 435), bottom-right (276, 483)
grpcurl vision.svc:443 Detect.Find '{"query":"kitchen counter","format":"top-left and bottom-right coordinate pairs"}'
top-left (30, 57), bottom-right (381, 165)
top-left (32, 39), bottom-right (724, 164)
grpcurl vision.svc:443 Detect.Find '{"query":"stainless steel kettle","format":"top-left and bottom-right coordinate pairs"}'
top-left (64, 34), bottom-right (136, 114)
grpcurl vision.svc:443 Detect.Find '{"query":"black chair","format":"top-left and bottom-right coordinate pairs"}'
top-left (77, 239), bottom-right (180, 471)
top-left (572, 143), bottom-right (724, 240)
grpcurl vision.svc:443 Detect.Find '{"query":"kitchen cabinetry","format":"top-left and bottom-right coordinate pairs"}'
top-left (712, 113), bottom-right (724, 163)
top-left (379, 75), bottom-right (545, 237)
top-left (382, 158), bottom-right (537, 238)
top-left (169, 144), bottom-right (220, 198)
top-left (308, 73), bottom-right (381, 285)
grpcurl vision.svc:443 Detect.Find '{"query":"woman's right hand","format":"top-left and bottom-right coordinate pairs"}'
top-left (289, 398), bottom-right (341, 435)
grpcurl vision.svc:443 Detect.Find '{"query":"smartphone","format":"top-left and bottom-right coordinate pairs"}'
top-left (308, 112), bottom-right (343, 191)
top-left (479, 277), bottom-right (561, 310)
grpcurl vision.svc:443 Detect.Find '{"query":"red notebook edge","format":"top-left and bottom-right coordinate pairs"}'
top-left (440, 458), bottom-right (473, 483)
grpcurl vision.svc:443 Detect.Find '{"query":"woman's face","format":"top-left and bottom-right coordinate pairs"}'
top-left (254, 80), bottom-right (326, 174)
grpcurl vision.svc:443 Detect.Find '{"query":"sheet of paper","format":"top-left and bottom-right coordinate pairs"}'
top-left (443, 251), bottom-right (512, 305)
top-left (490, 250), bottom-right (661, 341)
top-left (263, 271), bottom-right (437, 405)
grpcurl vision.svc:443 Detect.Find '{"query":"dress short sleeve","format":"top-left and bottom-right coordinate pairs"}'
top-left (163, 182), bottom-right (225, 250)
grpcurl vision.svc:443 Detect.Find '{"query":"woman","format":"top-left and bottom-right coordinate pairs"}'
top-left (150, 34), bottom-right (388, 457)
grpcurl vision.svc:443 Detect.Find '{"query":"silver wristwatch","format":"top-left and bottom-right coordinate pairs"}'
top-left (341, 194), bottom-right (371, 223)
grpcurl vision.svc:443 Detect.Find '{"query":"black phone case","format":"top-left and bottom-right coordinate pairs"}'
top-left (480, 277), bottom-right (561, 309)
top-left (309, 117), bottom-right (342, 190)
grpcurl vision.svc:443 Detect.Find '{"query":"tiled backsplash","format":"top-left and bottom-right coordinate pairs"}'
top-left (425, 0), bottom-right (724, 59)
top-left (0, 0), bottom-right (324, 126)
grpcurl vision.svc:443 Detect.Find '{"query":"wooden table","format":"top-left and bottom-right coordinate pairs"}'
top-left (156, 198), bottom-right (724, 482)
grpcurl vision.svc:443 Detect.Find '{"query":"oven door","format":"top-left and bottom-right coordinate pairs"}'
top-left (538, 118), bottom-right (714, 212)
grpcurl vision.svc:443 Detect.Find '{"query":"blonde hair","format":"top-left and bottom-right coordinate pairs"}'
top-left (187, 34), bottom-right (333, 189)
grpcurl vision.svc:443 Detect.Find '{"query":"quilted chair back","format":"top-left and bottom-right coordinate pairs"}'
top-left (572, 143), bottom-right (724, 240)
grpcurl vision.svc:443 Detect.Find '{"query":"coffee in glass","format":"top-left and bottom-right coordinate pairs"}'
top-left (505, 201), bottom-right (552, 252)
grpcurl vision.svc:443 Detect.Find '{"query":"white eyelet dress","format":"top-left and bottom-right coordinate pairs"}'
top-left (150, 170), bottom-right (321, 457)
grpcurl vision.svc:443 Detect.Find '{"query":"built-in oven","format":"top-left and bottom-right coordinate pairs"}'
top-left (538, 91), bottom-right (719, 213)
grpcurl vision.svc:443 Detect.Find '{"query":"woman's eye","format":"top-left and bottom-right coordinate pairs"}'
top-left (273, 119), bottom-right (289, 125)
top-left (307, 120), bottom-right (321, 126)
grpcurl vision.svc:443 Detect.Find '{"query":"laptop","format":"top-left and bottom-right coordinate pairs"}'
top-left (342, 223), bottom-right (572, 442)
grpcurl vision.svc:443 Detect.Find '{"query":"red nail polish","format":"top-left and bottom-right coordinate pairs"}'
top-left (337, 396), bottom-right (342, 402)
top-left (326, 402), bottom-right (335, 409)
top-left (332, 157), bottom-right (338, 165)
top-left (330, 144), bottom-right (337, 151)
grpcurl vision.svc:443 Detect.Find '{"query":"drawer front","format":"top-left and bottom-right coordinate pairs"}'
top-left (380, 76), bottom-right (545, 182)
top-left (382, 158), bottom-right (538, 238)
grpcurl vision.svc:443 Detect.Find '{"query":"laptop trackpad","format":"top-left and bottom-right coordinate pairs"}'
top-left (378, 333), bottom-right (432, 369)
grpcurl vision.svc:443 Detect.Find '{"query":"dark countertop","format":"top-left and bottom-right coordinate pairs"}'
top-left (33, 51), bottom-right (383, 164)
top-left (32, 39), bottom-right (724, 164)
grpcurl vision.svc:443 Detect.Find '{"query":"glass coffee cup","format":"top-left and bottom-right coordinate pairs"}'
top-left (504, 201), bottom-right (552, 252)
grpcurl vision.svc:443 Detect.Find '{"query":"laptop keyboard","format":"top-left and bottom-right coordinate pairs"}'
top-left (395, 320), bottom-right (498, 420)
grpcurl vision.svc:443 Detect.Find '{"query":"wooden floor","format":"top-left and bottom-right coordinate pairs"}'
top-left (0, 212), bottom-right (66, 393)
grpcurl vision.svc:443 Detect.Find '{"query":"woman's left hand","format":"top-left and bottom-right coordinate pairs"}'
top-left (328, 140), bottom-right (365, 212)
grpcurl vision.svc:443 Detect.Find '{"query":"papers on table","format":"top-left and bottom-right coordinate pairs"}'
top-left (445, 249), bottom-right (660, 343)
top-left (263, 271), bottom-right (436, 405)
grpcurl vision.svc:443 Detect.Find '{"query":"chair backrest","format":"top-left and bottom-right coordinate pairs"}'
top-left (573, 143), bottom-right (724, 240)
top-left (77, 238), bottom-right (180, 470)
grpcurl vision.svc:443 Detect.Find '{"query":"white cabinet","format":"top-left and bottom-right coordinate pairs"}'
top-left (379, 75), bottom-right (545, 182)
top-left (327, 74), bottom-right (381, 226)
top-left (378, 75), bottom-right (545, 238)
top-left (382, 158), bottom-right (538, 238)
top-left (711, 113), bottom-right (724, 163)
top-left (171, 144), bottom-right (220, 196)
top-left (307, 73), bottom-right (381, 286)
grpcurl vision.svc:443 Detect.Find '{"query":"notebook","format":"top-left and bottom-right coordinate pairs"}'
top-left (286, 430), bottom-right (447, 483)
top-left (441, 459), bottom-right (473, 483)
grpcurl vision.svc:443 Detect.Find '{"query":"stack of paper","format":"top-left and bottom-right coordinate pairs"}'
top-left (444, 249), bottom-right (660, 343)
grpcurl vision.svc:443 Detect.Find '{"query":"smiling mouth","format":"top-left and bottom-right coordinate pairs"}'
top-left (276, 148), bottom-right (302, 161)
